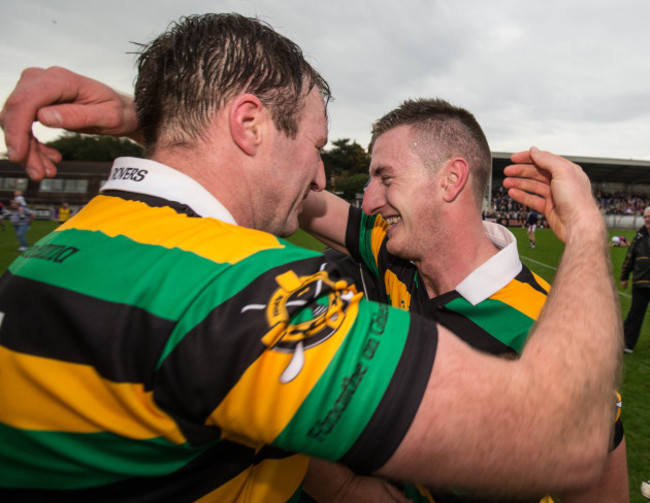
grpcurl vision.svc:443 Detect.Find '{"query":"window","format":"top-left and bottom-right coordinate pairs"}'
top-left (0, 177), bottom-right (29, 191)
top-left (40, 179), bottom-right (89, 193)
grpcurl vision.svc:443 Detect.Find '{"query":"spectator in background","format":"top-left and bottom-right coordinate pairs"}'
top-left (524, 208), bottom-right (539, 249)
top-left (8, 199), bottom-right (34, 251)
top-left (611, 235), bottom-right (630, 247)
top-left (13, 190), bottom-right (26, 208)
top-left (58, 202), bottom-right (71, 224)
top-left (620, 206), bottom-right (650, 353)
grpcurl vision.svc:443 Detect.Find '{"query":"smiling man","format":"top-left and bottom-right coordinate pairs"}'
top-left (301, 98), bottom-right (628, 502)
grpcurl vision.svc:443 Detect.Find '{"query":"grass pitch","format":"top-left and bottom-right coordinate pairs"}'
top-left (516, 227), bottom-right (649, 503)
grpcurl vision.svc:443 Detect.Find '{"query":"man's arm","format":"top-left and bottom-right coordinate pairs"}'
top-left (0, 67), bottom-right (353, 251)
top-left (0, 67), bottom-right (140, 180)
top-left (299, 190), bottom-right (352, 254)
top-left (559, 438), bottom-right (629, 503)
top-left (377, 149), bottom-right (621, 496)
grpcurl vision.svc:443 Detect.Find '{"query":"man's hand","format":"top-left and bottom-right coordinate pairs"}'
top-left (0, 67), bottom-right (139, 180)
top-left (502, 147), bottom-right (603, 243)
top-left (303, 458), bottom-right (411, 503)
top-left (621, 280), bottom-right (629, 289)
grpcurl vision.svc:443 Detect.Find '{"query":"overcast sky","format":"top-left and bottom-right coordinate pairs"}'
top-left (2, 0), bottom-right (649, 161)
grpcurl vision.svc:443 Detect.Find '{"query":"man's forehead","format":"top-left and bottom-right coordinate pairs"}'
top-left (369, 129), bottom-right (420, 175)
top-left (368, 163), bottom-right (391, 177)
top-left (302, 91), bottom-right (328, 135)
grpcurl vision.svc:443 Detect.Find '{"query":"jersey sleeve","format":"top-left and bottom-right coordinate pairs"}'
top-left (153, 244), bottom-right (438, 474)
top-left (612, 392), bottom-right (624, 451)
top-left (346, 205), bottom-right (387, 279)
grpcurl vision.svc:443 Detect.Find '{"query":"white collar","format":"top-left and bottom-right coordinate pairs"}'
top-left (454, 221), bottom-right (522, 306)
top-left (100, 157), bottom-right (237, 225)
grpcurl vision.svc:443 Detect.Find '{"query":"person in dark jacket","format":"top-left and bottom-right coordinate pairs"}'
top-left (620, 206), bottom-right (650, 352)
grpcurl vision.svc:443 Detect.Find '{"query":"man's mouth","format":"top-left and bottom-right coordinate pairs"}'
top-left (384, 215), bottom-right (401, 226)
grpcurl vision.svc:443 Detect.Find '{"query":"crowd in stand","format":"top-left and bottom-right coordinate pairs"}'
top-left (595, 190), bottom-right (650, 216)
top-left (487, 186), bottom-right (650, 226)
top-left (486, 186), bottom-right (545, 227)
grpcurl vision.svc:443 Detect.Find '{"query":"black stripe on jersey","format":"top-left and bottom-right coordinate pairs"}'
top-left (515, 266), bottom-right (549, 296)
top-left (422, 291), bottom-right (517, 357)
top-left (0, 272), bottom-right (173, 387)
top-left (345, 205), bottom-right (364, 264)
top-left (101, 190), bottom-right (201, 217)
top-left (339, 313), bottom-right (438, 474)
top-left (0, 440), bottom-right (295, 502)
top-left (155, 255), bottom-right (350, 434)
top-left (345, 206), bottom-right (415, 297)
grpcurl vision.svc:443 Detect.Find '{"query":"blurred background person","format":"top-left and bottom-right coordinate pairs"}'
top-left (58, 202), bottom-right (71, 224)
top-left (7, 199), bottom-right (34, 251)
top-left (524, 208), bottom-right (539, 249)
top-left (620, 206), bottom-right (650, 353)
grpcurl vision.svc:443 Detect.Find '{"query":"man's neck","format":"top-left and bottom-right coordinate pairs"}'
top-left (150, 139), bottom-right (252, 228)
top-left (415, 219), bottom-right (499, 299)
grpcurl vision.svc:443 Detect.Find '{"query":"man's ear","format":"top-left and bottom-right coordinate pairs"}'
top-left (229, 94), bottom-right (265, 156)
top-left (441, 158), bottom-right (470, 202)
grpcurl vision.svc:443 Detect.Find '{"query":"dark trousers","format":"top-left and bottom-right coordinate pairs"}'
top-left (623, 286), bottom-right (650, 349)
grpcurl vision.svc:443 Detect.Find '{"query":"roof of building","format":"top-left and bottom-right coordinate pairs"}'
top-left (492, 152), bottom-right (650, 186)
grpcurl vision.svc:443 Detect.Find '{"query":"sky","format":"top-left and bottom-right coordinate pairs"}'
top-left (1, 0), bottom-right (650, 161)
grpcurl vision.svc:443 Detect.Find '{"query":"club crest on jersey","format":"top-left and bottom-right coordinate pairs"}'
top-left (242, 264), bottom-right (355, 384)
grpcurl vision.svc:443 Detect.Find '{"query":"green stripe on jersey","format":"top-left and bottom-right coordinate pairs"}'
top-left (0, 422), bottom-right (207, 490)
top-left (10, 229), bottom-right (319, 326)
top-left (274, 302), bottom-right (410, 460)
top-left (445, 297), bottom-right (533, 353)
top-left (357, 212), bottom-right (380, 278)
top-left (156, 239), bottom-right (323, 366)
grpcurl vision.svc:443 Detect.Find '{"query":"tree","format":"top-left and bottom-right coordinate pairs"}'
top-left (321, 139), bottom-right (370, 198)
top-left (46, 133), bottom-right (143, 161)
top-left (336, 173), bottom-right (369, 201)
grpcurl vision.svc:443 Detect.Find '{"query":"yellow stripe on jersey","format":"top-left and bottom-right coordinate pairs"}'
top-left (489, 273), bottom-right (550, 321)
top-left (383, 269), bottom-right (412, 311)
top-left (370, 216), bottom-right (389, 263)
top-left (0, 345), bottom-right (186, 443)
top-left (60, 196), bottom-right (284, 264)
top-left (208, 289), bottom-right (361, 444)
top-left (195, 453), bottom-right (308, 502)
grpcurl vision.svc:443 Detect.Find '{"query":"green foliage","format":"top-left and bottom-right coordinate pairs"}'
top-left (321, 138), bottom-right (370, 198)
top-left (336, 173), bottom-right (369, 201)
top-left (46, 132), bottom-right (143, 161)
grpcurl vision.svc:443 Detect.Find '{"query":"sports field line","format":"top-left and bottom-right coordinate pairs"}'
top-left (520, 255), bottom-right (557, 272)
top-left (520, 255), bottom-right (631, 299)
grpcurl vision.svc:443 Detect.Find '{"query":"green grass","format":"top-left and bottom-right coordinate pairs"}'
top-left (486, 227), bottom-right (649, 503)
top-left (285, 228), bottom-right (328, 252)
top-left (4, 224), bottom-right (648, 501)
top-left (0, 219), bottom-right (59, 268)
top-left (294, 226), bottom-right (650, 502)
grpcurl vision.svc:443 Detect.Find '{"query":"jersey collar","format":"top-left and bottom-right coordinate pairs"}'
top-left (100, 157), bottom-right (237, 224)
top-left (455, 221), bottom-right (522, 306)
